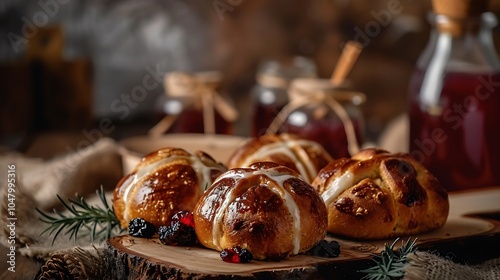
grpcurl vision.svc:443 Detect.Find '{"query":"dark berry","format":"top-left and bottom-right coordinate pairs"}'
top-left (128, 218), bottom-right (156, 238)
top-left (234, 246), bottom-right (253, 263)
top-left (220, 246), bottom-right (253, 263)
top-left (309, 240), bottom-right (341, 258)
top-left (171, 211), bottom-right (194, 228)
top-left (158, 221), bottom-right (196, 246)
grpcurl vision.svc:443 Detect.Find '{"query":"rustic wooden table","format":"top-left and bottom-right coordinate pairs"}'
top-left (2, 132), bottom-right (500, 279)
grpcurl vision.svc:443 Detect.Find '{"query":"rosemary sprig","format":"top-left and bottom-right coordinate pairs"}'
top-left (36, 186), bottom-right (125, 244)
top-left (359, 237), bottom-right (418, 280)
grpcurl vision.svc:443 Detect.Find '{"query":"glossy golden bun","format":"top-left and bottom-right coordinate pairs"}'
top-left (114, 148), bottom-right (227, 228)
top-left (227, 133), bottom-right (332, 183)
top-left (194, 162), bottom-right (327, 260)
top-left (312, 148), bottom-right (449, 239)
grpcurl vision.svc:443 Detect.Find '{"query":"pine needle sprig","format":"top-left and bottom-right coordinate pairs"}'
top-left (359, 237), bottom-right (418, 280)
top-left (36, 186), bottom-right (124, 244)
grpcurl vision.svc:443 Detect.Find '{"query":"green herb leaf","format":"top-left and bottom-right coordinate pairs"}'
top-left (36, 186), bottom-right (125, 244)
top-left (359, 237), bottom-right (418, 280)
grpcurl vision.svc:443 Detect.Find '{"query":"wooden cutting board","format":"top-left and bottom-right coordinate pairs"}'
top-left (106, 187), bottom-right (500, 279)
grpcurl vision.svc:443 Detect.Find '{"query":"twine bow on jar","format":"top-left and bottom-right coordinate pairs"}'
top-left (149, 71), bottom-right (238, 137)
top-left (256, 72), bottom-right (289, 90)
top-left (265, 78), bottom-right (365, 157)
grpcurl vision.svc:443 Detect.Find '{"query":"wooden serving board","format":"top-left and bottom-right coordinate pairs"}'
top-left (106, 187), bottom-right (500, 279)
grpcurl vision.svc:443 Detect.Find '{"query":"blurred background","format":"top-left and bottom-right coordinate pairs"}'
top-left (2, 0), bottom-right (500, 156)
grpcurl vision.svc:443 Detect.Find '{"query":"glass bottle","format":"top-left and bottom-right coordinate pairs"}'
top-left (154, 71), bottom-right (236, 135)
top-left (408, 0), bottom-right (500, 191)
top-left (251, 57), bottom-right (316, 137)
top-left (270, 78), bottom-right (365, 158)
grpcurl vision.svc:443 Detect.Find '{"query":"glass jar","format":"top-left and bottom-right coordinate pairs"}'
top-left (408, 0), bottom-right (500, 191)
top-left (251, 57), bottom-right (316, 137)
top-left (267, 78), bottom-right (366, 158)
top-left (152, 71), bottom-right (237, 135)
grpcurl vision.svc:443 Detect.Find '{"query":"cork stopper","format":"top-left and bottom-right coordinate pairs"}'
top-left (432, 0), bottom-right (489, 36)
top-left (432, 0), bottom-right (489, 19)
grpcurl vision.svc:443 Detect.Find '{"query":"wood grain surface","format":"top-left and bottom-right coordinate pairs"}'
top-left (106, 187), bottom-right (500, 279)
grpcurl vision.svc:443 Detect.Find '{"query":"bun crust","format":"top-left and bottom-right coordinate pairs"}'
top-left (312, 148), bottom-right (449, 239)
top-left (227, 133), bottom-right (332, 183)
top-left (194, 162), bottom-right (327, 260)
top-left (114, 148), bottom-right (227, 228)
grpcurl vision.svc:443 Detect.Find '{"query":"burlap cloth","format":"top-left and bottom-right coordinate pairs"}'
top-left (0, 139), bottom-right (123, 272)
top-left (1, 138), bottom-right (499, 279)
top-left (404, 252), bottom-right (500, 280)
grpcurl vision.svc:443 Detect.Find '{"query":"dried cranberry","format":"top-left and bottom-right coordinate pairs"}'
top-left (234, 246), bottom-right (253, 263)
top-left (220, 248), bottom-right (239, 263)
top-left (128, 218), bottom-right (156, 238)
top-left (220, 246), bottom-right (253, 263)
top-left (171, 211), bottom-right (195, 228)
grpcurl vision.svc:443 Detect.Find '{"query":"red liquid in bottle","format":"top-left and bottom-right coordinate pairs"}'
top-left (159, 107), bottom-right (232, 135)
top-left (281, 111), bottom-right (363, 158)
top-left (409, 70), bottom-right (500, 191)
top-left (251, 103), bottom-right (285, 137)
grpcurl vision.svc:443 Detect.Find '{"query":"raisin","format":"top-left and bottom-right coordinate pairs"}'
top-left (128, 218), bottom-right (156, 238)
top-left (308, 240), bottom-right (341, 258)
top-left (158, 221), bottom-right (196, 246)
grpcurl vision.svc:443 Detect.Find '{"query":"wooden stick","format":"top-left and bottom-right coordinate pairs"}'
top-left (148, 115), bottom-right (176, 137)
top-left (331, 41), bottom-right (362, 85)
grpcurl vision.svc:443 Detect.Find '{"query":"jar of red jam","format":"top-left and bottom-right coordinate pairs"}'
top-left (251, 57), bottom-right (316, 137)
top-left (152, 71), bottom-right (237, 136)
top-left (408, 0), bottom-right (500, 191)
top-left (267, 78), bottom-right (365, 158)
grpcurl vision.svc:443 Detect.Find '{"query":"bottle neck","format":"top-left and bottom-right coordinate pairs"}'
top-left (418, 12), bottom-right (500, 73)
top-left (414, 12), bottom-right (500, 111)
top-left (435, 14), bottom-right (481, 37)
